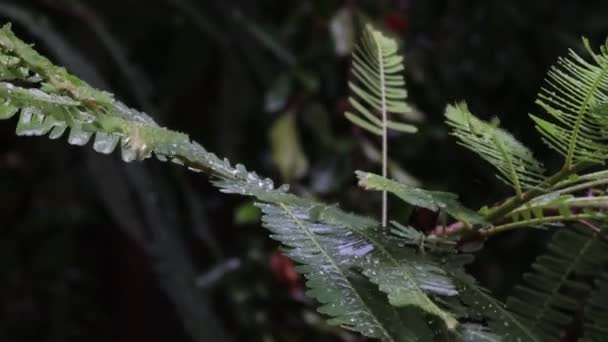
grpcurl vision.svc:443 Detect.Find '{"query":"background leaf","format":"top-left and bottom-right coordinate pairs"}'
top-left (269, 112), bottom-right (309, 181)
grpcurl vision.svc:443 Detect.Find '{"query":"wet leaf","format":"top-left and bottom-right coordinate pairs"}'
top-left (356, 171), bottom-right (486, 225)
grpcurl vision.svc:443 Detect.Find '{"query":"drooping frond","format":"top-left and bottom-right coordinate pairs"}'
top-left (258, 202), bottom-right (421, 340)
top-left (263, 200), bottom-right (462, 331)
top-left (344, 22), bottom-right (416, 136)
top-left (0, 24), bottom-right (190, 164)
top-left (445, 103), bottom-right (545, 196)
top-left (530, 38), bottom-right (608, 167)
top-left (582, 273), bottom-right (608, 341)
top-left (356, 171), bottom-right (486, 225)
top-left (0, 23), bottom-right (477, 340)
top-left (506, 227), bottom-right (608, 341)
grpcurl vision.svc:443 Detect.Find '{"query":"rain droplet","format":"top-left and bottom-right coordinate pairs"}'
top-left (68, 127), bottom-right (92, 146)
top-left (93, 133), bottom-right (119, 154)
top-left (171, 157), bottom-right (184, 166)
top-left (121, 145), bottom-right (137, 162)
top-left (20, 107), bottom-right (33, 124)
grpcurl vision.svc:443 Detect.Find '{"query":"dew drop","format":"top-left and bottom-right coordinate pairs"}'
top-left (155, 153), bottom-right (168, 162)
top-left (68, 127), bottom-right (92, 146)
top-left (121, 145), bottom-right (137, 163)
top-left (188, 166), bottom-right (203, 173)
top-left (171, 157), bottom-right (184, 166)
top-left (20, 107), bottom-right (33, 124)
top-left (93, 133), bottom-right (119, 154)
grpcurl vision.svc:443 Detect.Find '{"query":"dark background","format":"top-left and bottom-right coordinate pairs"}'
top-left (0, 0), bottom-right (607, 341)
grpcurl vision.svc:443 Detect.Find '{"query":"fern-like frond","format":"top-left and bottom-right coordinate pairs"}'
top-left (0, 23), bottom-right (475, 340)
top-left (345, 22), bottom-right (416, 136)
top-left (345, 21), bottom-right (417, 227)
top-left (530, 38), bottom-right (608, 167)
top-left (445, 103), bottom-right (545, 196)
top-left (356, 171), bottom-right (486, 225)
top-left (506, 227), bottom-right (608, 341)
top-left (582, 273), bottom-right (608, 341)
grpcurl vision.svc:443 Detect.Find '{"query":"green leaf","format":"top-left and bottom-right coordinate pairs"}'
top-left (299, 203), bottom-right (460, 332)
top-left (0, 24), bottom-right (460, 340)
top-left (445, 103), bottom-right (545, 196)
top-left (345, 110), bottom-right (383, 135)
top-left (530, 37), bottom-right (608, 167)
top-left (344, 21), bottom-right (418, 227)
top-left (344, 22), bottom-right (416, 136)
top-left (0, 99), bottom-right (17, 118)
top-left (362, 258), bottom-right (458, 330)
top-left (269, 112), bottom-right (309, 181)
top-left (0, 21), bottom-right (525, 342)
top-left (356, 171), bottom-right (486, 225)
top-left (259, 202), bottom-right (422, 341)
top-left (506, 227), bottom-right (608, 341)
top-left (582, 273), bottom-right (608, 341)
top-left (453, 270), bottom-right (541, 342)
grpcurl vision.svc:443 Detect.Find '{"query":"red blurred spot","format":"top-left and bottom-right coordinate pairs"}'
top-left (384, 13), bottom-right (408, 34)
top-left (270, 250), bottom-right (302, 295)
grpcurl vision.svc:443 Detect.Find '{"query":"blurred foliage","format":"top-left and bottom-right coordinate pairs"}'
top-left (1, 0), bottom-right (608, 341)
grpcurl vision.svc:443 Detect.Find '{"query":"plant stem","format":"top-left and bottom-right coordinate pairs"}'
top-left (378, 36), bottom-right (388, 228)
top-left (553, 178), bottom-right (608, 196)
top-left (550, 169), bottom-right (608, 194)
top-left (484, 163), bottom-right (589, 222)
top-left (508, 196), bottom-right (608, 217)
top-left (431, 163), bottom-right (594, 239)
top-left (482, 213), bottom-right (607, 236)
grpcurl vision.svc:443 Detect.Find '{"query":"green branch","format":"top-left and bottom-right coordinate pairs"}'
top-left (484, 162), bottom-right (590, 223)
top-left (483, 213), bottom-right (606, 236)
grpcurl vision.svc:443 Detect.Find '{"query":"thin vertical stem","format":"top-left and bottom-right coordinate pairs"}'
top-left (382, 119), bottom-right (387, 227)
top-left (378, 40), bottom-right (388, 228)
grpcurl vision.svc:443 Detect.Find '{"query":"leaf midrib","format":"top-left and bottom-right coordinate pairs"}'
top-left (493, 132), bottom-right (523, 197)
top-left (564, 61), bottom-right (608, 167)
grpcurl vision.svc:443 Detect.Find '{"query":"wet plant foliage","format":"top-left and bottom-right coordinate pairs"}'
top-left (3, 6), bottom-right (608, 342)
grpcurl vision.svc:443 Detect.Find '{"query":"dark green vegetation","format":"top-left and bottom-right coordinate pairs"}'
top-left (2, 1), bottom-right (608, 342)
